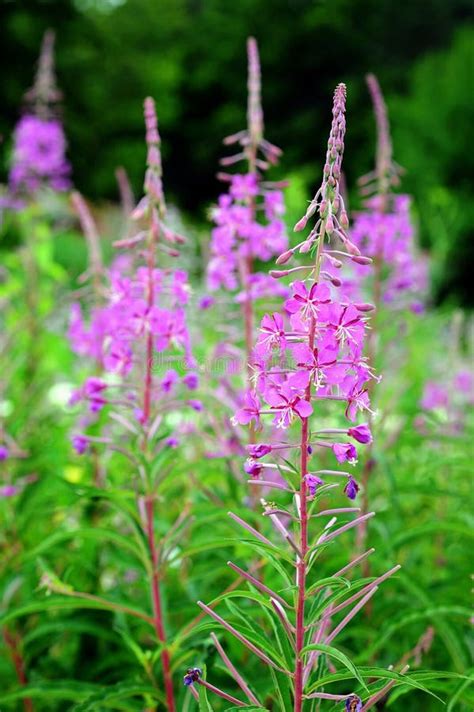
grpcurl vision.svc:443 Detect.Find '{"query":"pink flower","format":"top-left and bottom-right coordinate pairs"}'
top-left (285, 281), bottom-right (331, 320)
top-left (255, 313), bottom-right (287, 355)
top-left (421, 382), bottom-right (449, 410)
top-left (230, 173), bottom-right (259, 200)
top-left (348, 423), bottom-right (372, 444)
top-left (233, 391), bottom-right (261, 428)
top-left (344, 476), bottom-right (360, 500)
top-left (265, 381), bottom-right (313, 429)
top-left (332, 443), bottom-right (358, 464)
top-left (247, 443), bottom-right (272, 458)
top-left (305, 473), bottom-right (323, 497)
top-left (72, 434), bottom-right (89, 455)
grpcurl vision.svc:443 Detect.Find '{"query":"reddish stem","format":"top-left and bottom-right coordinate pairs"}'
top-left (3, 627), bottom-right (33, 712)
top-left (294, 317), bottom-right (315, 712)
top-left (142, 215), bottom-right (158, 423)
top-left (144, 497), bottom-right (176, 712)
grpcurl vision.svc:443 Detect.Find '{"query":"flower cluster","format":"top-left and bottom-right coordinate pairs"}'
top-left (9, 30), bottom-right (71, 195)
top-left (349, 193), bottom-right (428, 312)
top-left (418, 368), bottom-right (473, 436)
top-left (69, 98), bottom-right (195, 451)
top-left (346, 74), bottom-right (428, 313)
top-left (193, 85), bottom-right (402, 712)
top-left (9, 115), bottom-right (71, 194)
top-left (235, 84), bottom-right (376, 499)
top-left (207, 172), bottom-right (287, 294)
top-left (207, 38), bottom-right (288, 298)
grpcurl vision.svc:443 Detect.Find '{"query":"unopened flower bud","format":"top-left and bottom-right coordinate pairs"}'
top-left (294, 216), bottom-right (308, 232)
top-left (351, 255), bottom-right (372, 265)
top-left (299, 239), bottom-right (313, 254)
top-left (276, 249), bottom-right (294, 265)
top-left (343, 239), bottom-right (361, 256)
top-left (325, 215), bottom-right (335, 232)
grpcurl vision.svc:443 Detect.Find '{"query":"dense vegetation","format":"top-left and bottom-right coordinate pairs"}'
top-left (0, 5), bottom-right (472, 711)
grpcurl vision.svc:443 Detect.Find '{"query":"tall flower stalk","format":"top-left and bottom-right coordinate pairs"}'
top-left (207, 37), bottom-right (287, 386)
top-left (349, 75), bottom-right (428, 562)
top-left (189, 84), bottom-right (405, 712)
top-left (67, 98), bottom-right (199, 712)
top-left (9, 30), bottom-right (71, 196)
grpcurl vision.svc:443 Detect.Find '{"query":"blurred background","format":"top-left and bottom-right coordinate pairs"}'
top-left (1, 0), bottom-right (473, 304)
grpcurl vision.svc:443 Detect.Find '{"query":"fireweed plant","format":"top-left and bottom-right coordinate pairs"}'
top-left (348, 74), bottom-right (428, 315)
top-left (9, 30), bottom-right (71, 197)
top-left (62, 97), bottom-right (200, 711)
top-left (207, 36), bottom-right (288, 341)
top-left (184, 84), bottom-right (431, 711)
top-left (205, 38), bottom-right (288, 448)
top-left (331, 75), bottom-right (430, 562)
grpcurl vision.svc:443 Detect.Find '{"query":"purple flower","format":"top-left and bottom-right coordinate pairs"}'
top-left (344, 476), bottom-right (360, 500)
top-left (0, 446), bottom-right (9, 461)
top-left (230, 173), bottom-right (259, 200)
top-left (198, 295), bottom-right (215, 310)
top-left (9, 115), bottom-right (71, 194)
top-left (165, 437), bottom-right (179, 448)
top-left (233, 391), bottom-right (261, 428)
top-left (305, 473), bottom-right (323, 497)
top-left (348, 423), bottom-right (372, 444)
top-left (0, 485), bottom-right (19, 498)
top-left (247, 443), bottom-right (272, 459)
top-left (345, 694), bottom-right (362, 711)
top-left (421, 382), bottom-right (449, 410)
top-left (244, 458), bottom-right (262, 478)
top-left (332, 443), bottom-right (358, 464)
top-left (187, 399), bottom-right (203, 412)
top-left (72, 434), bottom-right (89, 455)
top-left (183, 667), bottom-right (202, 686)
top-left (183, 372), bottom-right (199, 390)
top-left (161, 369), bottom-right (179, 393)
top-left (285, 281), bottom-right (331, 321)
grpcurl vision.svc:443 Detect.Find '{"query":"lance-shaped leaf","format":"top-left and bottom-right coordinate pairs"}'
top-left (316, 512), bottom-right (375, 545)
top-left (210, 632), bottom-right (262, 706)
top-left (329, 565), bottom-right (401, 616)
top-left (324, 587), bottom-right (378, 648)
top-left (197, 601), bottom-right (289, 674)
top-left (227, 561), bottom-right (289, 608)
top-left (300, 642), bottom-right (368, 691)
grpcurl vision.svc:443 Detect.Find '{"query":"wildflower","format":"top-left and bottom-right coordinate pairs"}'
top-left (9, 31), bottom-right (71, 195)
top-left (305, 473), bottom-right (323, 497)
top-left (0, 485), bottom-right (19, 498)
top-left (187, 399), bottom-right (203, 412)
top-left (332, 443), bottom-right (358, 464)
top-left (183, 372), bottom-right (199, 390)
top-left (344, 476), bottom-right (360, 500)
top-left (244, 458), bottom-right (262, 478)
top-left (165, 437), bottom-right (179, 448)
top-left (161, 369), bottom-right (179, 393)
top-left (183, 667), bottom-right (202, 686)
top-left (233, 391), bottom-right (261, 427)
top-left (199, 295), bottom-right (215, 310)
top-left (345, 694), bottom-right (363, 711)
top-left (348, 423), bottom-right (372, 444)
top-left (285, 281), bottom-right (331, 320)
top-left (0, 446), bottom-right (9, 461)
top-left (199, 83), bottom-right (388, 712)
top-left (247, 443), bottom-right (272, 458)
top-left (421, 382), bottom-right (448, 410)
top-left (72, 434), bottom-right (89, 455)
